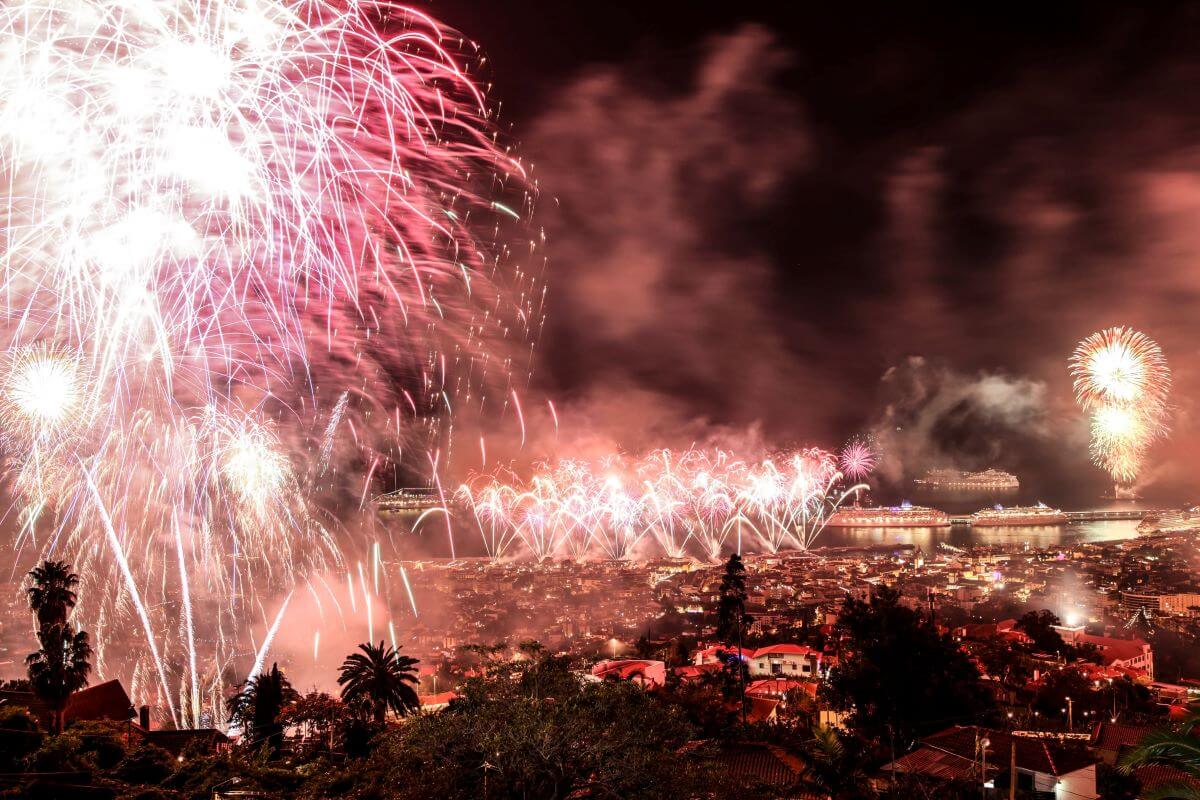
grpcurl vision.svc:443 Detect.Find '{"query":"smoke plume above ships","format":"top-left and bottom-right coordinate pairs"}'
top-left (518, 14), bottom-right (1200, 495)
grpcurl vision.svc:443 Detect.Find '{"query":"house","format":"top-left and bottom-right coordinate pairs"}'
top-left (140, 727), bottom-right (232, 756)
top-left (0, 679), bottom-right (134, 730)
top-left (418, 691), bottom-right (457, 712)
top-left (590, 659), bottom-right (666, 689)
top-left (1055, 628), bottom-right (1154, 680)
top-left (748, 644), bottom-right (826, 679)
top-left (0, 680), bottom-right (229, 755)
top-left (882, 725), bottom-right (1099, 799)
top-left (695, 643), bottom-right (828, 679)
top-left (1079, 634), bottom-right (1154, 680)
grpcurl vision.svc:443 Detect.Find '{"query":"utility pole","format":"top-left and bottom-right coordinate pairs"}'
top-left (1009, 740), bottom-right (1017, 800)
top-left (738, 610), bottom-right (746, 727)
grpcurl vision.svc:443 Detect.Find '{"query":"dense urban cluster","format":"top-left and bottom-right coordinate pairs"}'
top-left (0, 532), bottom-right (1198, 798)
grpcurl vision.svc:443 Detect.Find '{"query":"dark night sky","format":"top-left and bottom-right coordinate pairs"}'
top-left (427, 1), bottom-right (1200, 500)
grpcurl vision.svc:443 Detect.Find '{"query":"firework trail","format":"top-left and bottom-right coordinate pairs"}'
top-left (456, 447), bottom-right (865, 561)
top-left (1069, 327), bottom-right (1170, 486)
top-left (0, 0), bottom-right (535, 725)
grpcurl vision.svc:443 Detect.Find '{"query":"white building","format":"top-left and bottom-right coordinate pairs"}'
top-left (748, 644), bottom-right (825, 679)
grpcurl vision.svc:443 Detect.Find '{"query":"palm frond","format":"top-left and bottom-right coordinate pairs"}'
top-left (1120, 730), bottom-right (1200, 776)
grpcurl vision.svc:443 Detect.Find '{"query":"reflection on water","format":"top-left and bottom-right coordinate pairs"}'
top-left (812, 519), bottom-right (1140, 551)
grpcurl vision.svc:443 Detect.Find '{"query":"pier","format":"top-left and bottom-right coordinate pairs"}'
top-left (948, 508), bottom-right (1164, 526)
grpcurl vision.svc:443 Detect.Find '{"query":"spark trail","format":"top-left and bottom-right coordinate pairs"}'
top-left (457, 447), bottom-right (868, 562)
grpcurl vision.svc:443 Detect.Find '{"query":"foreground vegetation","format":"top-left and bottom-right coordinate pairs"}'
top-left (3, 557), bottom-right (1198, 799)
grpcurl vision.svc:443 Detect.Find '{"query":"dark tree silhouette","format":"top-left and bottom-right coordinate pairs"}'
top-left (24, 560), bottom-right (91, 734)
top-left (26, 560), bottom-right (79, 632)
top-left (714, 553), bottom-right (750, 644)
top-left (1015, 609), bottom-right (1068, 655)
top-left (796, 724), bottom-right (873, 798)
top-left (26, 621), bottom-right (93, 734)
top-left (825, 585), bottom-right (993, 749)
top-left (279, 691), bottom-right (346, 752)
top-left (715, 553), bottom-right (751, 725)
top-left (338, 641), bottom-right (420, 723)
top-left (227, 663), bottom-right (298, 754)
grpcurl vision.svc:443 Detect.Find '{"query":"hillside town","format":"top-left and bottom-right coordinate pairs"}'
top-left (2, 530), bottom-right (1198, 798)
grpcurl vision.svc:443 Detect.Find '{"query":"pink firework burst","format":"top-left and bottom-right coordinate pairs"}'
top-left (838, 438), bottom-right (877, 482)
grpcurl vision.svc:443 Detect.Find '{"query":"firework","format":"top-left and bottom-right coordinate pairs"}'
top-left (1070, 327), bottom-right (1170, 414)
top-left (1069, 327), bottom-right (1170, 486)
top-left (456, 446), bottom-right (866, 562)
top-left (838, 437), bottom-right (878, 483)
top-left (0, 0), bottom-right (535, 726)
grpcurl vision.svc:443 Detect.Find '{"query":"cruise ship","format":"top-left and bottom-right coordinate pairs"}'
top-left (913, 468), bottom-right (1019, 491)
top-left (969, 503), bottom-right (1067, 527)
top-left (375, 488), bottom-right (444, 513)
top-left (827, 502), bottom-right (951, 528)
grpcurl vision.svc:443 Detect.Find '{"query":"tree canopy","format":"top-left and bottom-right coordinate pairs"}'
top-left (824, 585), bottom-right (994, 748)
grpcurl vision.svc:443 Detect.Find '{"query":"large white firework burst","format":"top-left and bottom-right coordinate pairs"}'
top-left (1070, 327), bottom-right (1170, 486)
top-left (0, 0), bottom-right (537, 726)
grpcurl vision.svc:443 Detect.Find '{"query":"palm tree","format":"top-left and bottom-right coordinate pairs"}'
top-left (24, 560), bottom-right (90, 734)
top-left (798, 724), bottom-right (871, 798)
top-left (337, 641), bottom-right (420, 723)
top-left (1119, 708), bottom-right (1200, 800)
top-left (26, 560), bottom-right (79, 634)
top-left (26, 624), bottom-right (92, 734)
top-left (226, 663), bottom-right (298, 754)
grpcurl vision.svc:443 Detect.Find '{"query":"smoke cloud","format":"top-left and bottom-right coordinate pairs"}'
top-left (523, 26), bottom-right (832, 447)
top-left (512, 17), bottom-right (1200, 498)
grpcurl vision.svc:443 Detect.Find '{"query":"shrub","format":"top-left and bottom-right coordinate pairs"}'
top-left (115, 743), bottom-right (174, 785)
top-left (0, 706), bottom-right (42, 771)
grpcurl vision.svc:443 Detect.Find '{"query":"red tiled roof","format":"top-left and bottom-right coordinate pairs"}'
top-left (746, 678), bottom-right (816, 699)
top-left (883, 745), bottom-right (983, 782)
top-left (711, 743), bottom-right (804, 786)
top-left (746, 696), bottom-right (779, 723)
top-left (673, 663), bottom-right (721, 681)
top-left (1090, 722), bottom-right (1151, 755)
top-left (64, 680), bottom-right (133, 724)
top-left (1077, 634), bottom-right (1150, 665)
top-left (1136, 764), bottom-right (1200, 794)
top-left (751, 644), bottom-right (817, 658)
top-left (922, 726), bottom-right (1096, 777)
